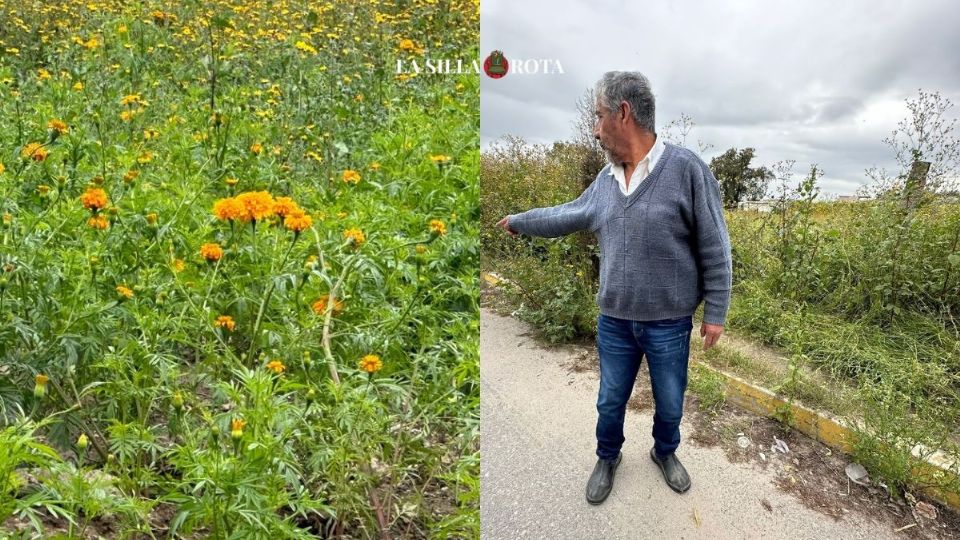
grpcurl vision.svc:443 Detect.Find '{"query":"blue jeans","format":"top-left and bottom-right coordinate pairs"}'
top-left (595, 313), bottom-right (694, 461)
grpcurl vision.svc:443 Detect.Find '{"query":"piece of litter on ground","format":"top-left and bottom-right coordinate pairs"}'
top-left (737, 436), bottom-right (751, 449)
top-left (692, 507), bottom-right (701, 528)
top-left (893, 522), bottom-right (917, 532)
top-left (845, 462), bottom-right (870, 486)
top-left (915, 501), bottom-right (937, 520)
top-left (773, 436), bottom-right (790, 454)
top-left (759, 452), bottom-right (766, 461)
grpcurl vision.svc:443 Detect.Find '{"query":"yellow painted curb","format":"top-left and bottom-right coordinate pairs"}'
top-left (694, 361), bottom-right (960, 511)
top-left (481, 271), bottom-right (510, 287)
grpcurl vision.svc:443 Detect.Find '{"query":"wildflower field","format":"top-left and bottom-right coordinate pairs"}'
top-left (0, 0), bottom-right (480, 538)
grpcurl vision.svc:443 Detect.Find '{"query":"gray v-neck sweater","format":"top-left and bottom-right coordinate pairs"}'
top-left (508, 142), bottom-right (733, 325)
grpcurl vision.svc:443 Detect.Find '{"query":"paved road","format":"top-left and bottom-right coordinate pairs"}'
top-left (480, 307), bottom-right (898, 540)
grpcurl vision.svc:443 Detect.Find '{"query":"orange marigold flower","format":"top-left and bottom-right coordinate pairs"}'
top-left (266, 360), bottom-right (285, 374)
top-left (200, 242), bottom-right (223, 262)
top-left (47, 119), bottom-right (68, 135)
top-left (358, 354), bottom-right (383, 374)
top-left (116, 285), bottom-right (134, 299)
top-left (21, 142), bottom-right (48, 161)
top-left (250, 142), bottom-right (263, 155)
top-left (272, 196), bottom-right (299, 217)
top-left (87, 215), bottom-right (110, 230)
top-left (212, 197), bottom-right (248, 221)
top-left (235, 191), bottom-right (275, 222)
top-left (284, 208), bottom-right (312, 233)
top-left (342, 169), bottom-right (361, 184)
top-left (343, 228), bottom-right (365, 247)
top-left (80, 187), bottom-right (109, 212)
top-left (230, 417), bottom-right (245, 439)
top-left (429, 219), bottom-right (447, 236)
top-left (123, 169), bottom-right (139, 183)
top-left (398, 39), bottom-right (416, 52)
top-left (35, 374), bottom-right (49, 386)
top-left (312, 295), bottom-right (343, 316)
top-left (214, 315), bottom-right (235, 331)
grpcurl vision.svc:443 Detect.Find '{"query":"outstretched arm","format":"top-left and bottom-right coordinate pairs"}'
top-left (503, 181), bottom-right (599, 238)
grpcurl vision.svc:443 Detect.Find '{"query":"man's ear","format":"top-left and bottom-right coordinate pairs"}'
top-left (619, 101), bottom-right (630, 123)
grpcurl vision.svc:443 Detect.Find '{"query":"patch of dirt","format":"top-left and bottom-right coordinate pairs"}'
top-left (686, 400), bottom-right (960, 539)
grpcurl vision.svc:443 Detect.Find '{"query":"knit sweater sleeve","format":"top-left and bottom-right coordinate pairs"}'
top-left (689, 160), bottom-right (733, 325)
top-left (508, 180), bottom-right (599, 238)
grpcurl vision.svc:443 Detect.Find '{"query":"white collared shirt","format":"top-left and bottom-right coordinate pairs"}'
top-left (609, 135), bottom-right (664, 196)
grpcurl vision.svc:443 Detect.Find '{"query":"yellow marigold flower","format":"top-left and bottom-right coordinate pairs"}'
top-left (272, 197), bottom-right (299, 217)
top-left (294, 40), bottom-right (317, 54)
top-left (0, 163), bottom-right (5, 174)
top-left (21, 142), bottom-right (48, 161)
top-left (47, 119), bottom-right (68, 135)
top-left (72, 81), bottom-right (84, 91)
top-left (2, 213), bottom-right (11, 225)
top-left (146, 213), bottom-right (158, 225)
top-left (343, 228), bottom-right (365, 247)
top-left (266, 360), bottom-right (285, 374)
top-left (398, 39), bottom-right (416, 52)
top-left (120, 93), bottom-right (142, 106)
top-left (250, 142), bottom-right (263, 155)
top-left (37, 68), bottom-right (51, 81)
top-left (80, 187), bottom-right (109, 212)
top-left (34, 374), bottom-right (49, 398)
top-left (416, 244), bottom-right (427, 254)
top-left (230, 418), bottom-right (245, 439)
top-left (143, 129), bottom-right (160, 140)
top-left (87, 215), bottom-right (110, 230)
top-left (214, 315), bottom-right (235, 331)
top-left (284, 209), bottom-right (312, 233)
top-left (123, 169), bottom-right (139, 183)
top-left (116, 285), bottom-right (134, 299)
top-left (200, 243), bottom-right (223, 262)
top-left (428, 154), bottom-right (451, 163)
top-left (212, 197), bottom-right (247, 221)
top-left (429, 219), bottom-right (447, 236)
top-left (235, 191), bottom-right (275, 222)
top-left (312, 295), bottom-right (343, 316)
top-left (38, 185), bottom-right (51, 195)
top-left (225, 177), bottom-right (239, 187)
top-left (171, 258), bottom-right (185, 273)
top-left (358, 354), bottom-right (383, 374)
top-left (369, 162), bottom-right (381, 171)
top-left (120, 110), bottom-right (136, 122)
top-left (137, 151), bottom-right (153, 164)
top-left (342, 169), bottom-right (361, 184)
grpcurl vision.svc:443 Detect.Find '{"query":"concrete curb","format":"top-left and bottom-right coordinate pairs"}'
top-left (480, 270), bottom-right (960, 511)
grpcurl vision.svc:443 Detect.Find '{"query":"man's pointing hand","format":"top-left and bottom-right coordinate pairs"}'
top-left (496, 216), bottom-right (518, 237)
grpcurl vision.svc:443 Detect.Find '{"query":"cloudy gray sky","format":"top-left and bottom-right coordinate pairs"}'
top-left (480, 0), bottom-right (960, 196)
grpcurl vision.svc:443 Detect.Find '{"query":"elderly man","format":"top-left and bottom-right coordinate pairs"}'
top-left (495, 71), bottom-right (732, 504)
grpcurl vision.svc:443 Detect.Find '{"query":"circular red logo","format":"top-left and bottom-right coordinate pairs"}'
top-left (484, 50), bottom-right (509, 79)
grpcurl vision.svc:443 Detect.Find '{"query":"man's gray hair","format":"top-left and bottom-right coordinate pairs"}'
top-left (595, 71), bottom-right (656, 134)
